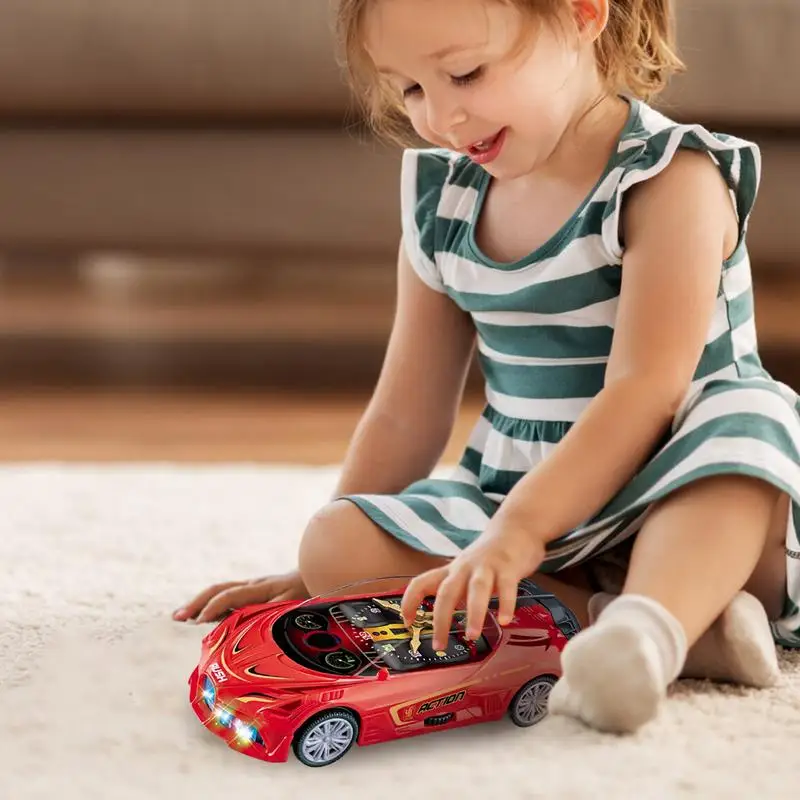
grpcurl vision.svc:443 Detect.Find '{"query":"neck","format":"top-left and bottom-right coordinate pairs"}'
top-left (519, 81), bottom-right (629, 188)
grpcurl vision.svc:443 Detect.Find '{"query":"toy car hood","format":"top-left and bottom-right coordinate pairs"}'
top-left (197, 602), bottom-right (355, 692)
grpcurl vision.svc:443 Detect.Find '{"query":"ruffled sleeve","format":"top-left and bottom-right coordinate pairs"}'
top-left (601, 116), bottom-right (762, 262)
top-left (400, 148), bottom-right (454, 293)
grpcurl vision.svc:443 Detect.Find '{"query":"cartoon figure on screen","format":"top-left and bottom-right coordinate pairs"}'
top-left (373, 596), bottom-right (450, 656)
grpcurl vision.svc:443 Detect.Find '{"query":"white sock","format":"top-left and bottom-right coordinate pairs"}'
top-left (548, 594), bottom-right (688, 733)
top-left (589, 590), bottom-right (780, 687)
top-left (595, 593), bottom-right (688, 683)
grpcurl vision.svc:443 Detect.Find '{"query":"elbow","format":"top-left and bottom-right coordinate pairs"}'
top-left (604, 370), bottom-right (691, 424)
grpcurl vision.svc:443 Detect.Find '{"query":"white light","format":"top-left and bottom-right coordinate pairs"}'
top-left (235, 723), bottom-right (255, 742)
top-left (214, 708), bottom-right (233, 725)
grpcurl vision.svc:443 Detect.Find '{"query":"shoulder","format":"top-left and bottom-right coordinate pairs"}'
top-left (603, 99), bottom-right (761, 260)
top-left (622, 147), bottom-right (739, 260)
top-left (401, 146), bottom-right (482, 207)
top-left (401, 146), bottom-right (484, 244)
top-left (623, 146), bottom-right (734, 220)
top-left (618, 100), bottom-right (761, 176)
top-left (399, 147), bottom-right (481, 292)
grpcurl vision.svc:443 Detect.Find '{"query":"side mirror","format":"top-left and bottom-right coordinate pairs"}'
top-left (377, 667), bottom-right (390, 682)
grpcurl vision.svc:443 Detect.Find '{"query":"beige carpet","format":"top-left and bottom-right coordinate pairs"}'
top-left (2, 465), bottom-right (800, 799)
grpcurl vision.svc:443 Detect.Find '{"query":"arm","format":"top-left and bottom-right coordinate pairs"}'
top-left (493, 148), bottom-right (740, 542)
top-left (333, 239), bottom-right (476, 497)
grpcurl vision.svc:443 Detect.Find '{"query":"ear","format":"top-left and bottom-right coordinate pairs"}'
top-left (572, 0), bottom-right (609, 42)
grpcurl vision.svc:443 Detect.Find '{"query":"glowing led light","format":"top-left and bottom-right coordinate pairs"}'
top-left (214, 708), bottom-right (234, 726)
top-left (234, 720), bottom-right (256, 743)
top-left (200, 676), bottom-right (217, 709)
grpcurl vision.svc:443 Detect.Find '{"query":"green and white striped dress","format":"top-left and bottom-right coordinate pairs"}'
top-left (341, 98), bottom-right (800, 648)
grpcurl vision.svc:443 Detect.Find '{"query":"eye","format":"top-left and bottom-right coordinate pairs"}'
top-left (402, 84), bottom-right (422, 99)
top-left (451, 65), bottom-right (485, 86)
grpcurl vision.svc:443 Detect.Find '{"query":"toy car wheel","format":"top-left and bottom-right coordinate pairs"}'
top-left (293, 710), bottom-right (359, 767)
top-left (293, 612), bottom-right (328, 631)
top-left (509, 675), bottom-right (556, 727)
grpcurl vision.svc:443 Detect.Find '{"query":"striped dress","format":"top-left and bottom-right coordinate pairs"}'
top-left (340, 97), bottom-right (800, 648)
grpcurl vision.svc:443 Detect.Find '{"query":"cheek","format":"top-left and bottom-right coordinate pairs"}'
top-left (504, 58), bottom-right (581, 131)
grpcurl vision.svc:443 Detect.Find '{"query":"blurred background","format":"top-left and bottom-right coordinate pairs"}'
top-left (0, 0), bottom-right (798, 464)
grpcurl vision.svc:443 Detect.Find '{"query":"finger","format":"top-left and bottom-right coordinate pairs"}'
top-left (465, 567), bottom-right (495, 640)
top-left (196, 582), bottom-right (275, 623)
top-left (173, 581), bottom-right (245, 621)
top-left (496, 573), bottom-right (520, 626)
top-left (401, 568), bottom-right (447, 626)
top-left (432, 569), bottom-right (467, 650)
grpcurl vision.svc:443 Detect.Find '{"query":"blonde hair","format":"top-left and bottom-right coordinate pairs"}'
top-left (335, 0), bottom-right (685, 144)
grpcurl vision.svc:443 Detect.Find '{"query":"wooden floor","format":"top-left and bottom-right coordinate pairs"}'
top-left (0, 389), bottom-right (484, 463)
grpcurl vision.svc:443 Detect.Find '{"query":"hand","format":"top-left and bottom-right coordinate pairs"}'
top-left (173, 569), bottom-right (309, 624)
top-left (400, 517), bottom-right (546, 650)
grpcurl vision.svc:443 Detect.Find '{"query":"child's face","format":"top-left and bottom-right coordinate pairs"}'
top-left (365, 0), bottom-right (599, 179)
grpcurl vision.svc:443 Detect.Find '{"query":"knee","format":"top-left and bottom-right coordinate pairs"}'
top-left (297, 500), bottom-right (365, 595)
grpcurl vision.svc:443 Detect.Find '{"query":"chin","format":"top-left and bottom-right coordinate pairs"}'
top-left (483, 157), bottom-right (537, 181)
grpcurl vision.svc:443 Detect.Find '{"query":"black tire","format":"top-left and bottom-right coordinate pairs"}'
top-left (509, 675), bottom-right (557, 727)
top-left (293, 710), bottom-right (359, 767)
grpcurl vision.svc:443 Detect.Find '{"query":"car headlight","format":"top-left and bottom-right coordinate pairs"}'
top-left (204, 690), bottom-right (265, 747)
top-left (233, 718), bottom-right (258, 743)
top-left (201, 675), bottom-right (216, 710)
top-left (213, 706), bottom-right (235, 727)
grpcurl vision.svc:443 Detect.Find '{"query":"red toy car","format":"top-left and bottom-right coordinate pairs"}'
top-left (188, 576), bottom-right (580, 767)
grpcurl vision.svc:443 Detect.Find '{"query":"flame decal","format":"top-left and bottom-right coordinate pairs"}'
top-left (205, 626), bottom-right (228, 658)
top-left (232, 617), bottom-right (261, 655)
top-left (243, 666), bottom-right (294, 681)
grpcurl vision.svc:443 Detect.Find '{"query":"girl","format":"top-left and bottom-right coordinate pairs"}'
top-left (174, 0), bottom-right (800, 733)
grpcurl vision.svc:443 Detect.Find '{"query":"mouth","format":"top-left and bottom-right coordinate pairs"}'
top-left (464, 128), bottom-right (508, 164)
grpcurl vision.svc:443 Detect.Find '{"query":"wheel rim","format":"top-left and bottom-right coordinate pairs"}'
top-left (301, 718), bottom-right (355, 764)
top-left (515, 681), bottom-right (552, 724)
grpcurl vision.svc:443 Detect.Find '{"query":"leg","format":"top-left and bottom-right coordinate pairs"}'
top-left (297, 500), bottom-right (593, 625)
top-left (550, 475), bottom-right (784, 733)
top-left (297, 500), bottom-right (451, 596)
top-left (621, 475), bottom-right (784, 644)
top-left (743, 490), bottom-right (790, 620)
top-left (590, 490), bottom-right (789, 684)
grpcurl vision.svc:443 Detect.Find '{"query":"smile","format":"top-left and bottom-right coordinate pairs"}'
top-left (465, 128), bottom-right (508, 165)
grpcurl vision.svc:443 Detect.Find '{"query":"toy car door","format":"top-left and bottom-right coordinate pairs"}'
top-left (387, 660), bottom-right (483, 733)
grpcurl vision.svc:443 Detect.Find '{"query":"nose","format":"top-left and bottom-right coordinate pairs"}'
top-left (424, 90), bottom-right (467, 140)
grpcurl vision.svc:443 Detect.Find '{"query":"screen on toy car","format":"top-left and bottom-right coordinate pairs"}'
top-left (276, 590), bottom-right (499, 676)
top-left (333, 597), bottom-right (492, 672)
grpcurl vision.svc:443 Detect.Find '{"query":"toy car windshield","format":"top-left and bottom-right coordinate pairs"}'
top-left (276, 577), bottom-right (501, 677)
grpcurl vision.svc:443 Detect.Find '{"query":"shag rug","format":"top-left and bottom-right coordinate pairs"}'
top-left (2, 465), bottom-right (799, 800)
